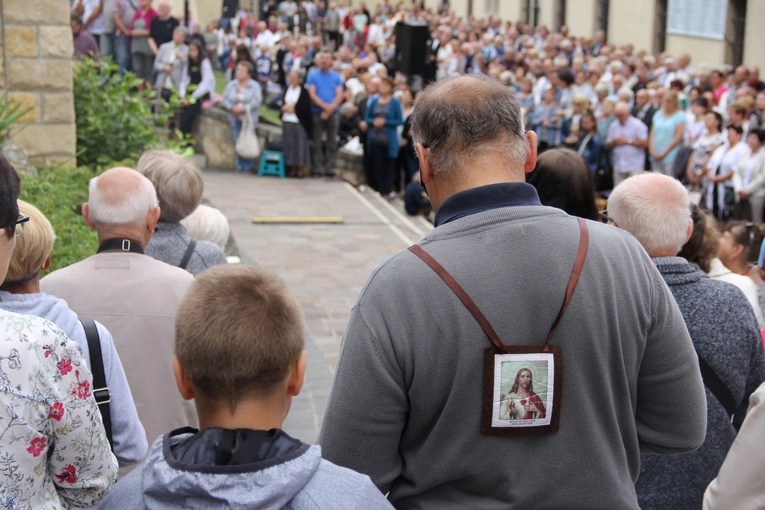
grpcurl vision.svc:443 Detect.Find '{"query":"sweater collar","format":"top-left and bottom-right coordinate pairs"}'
top-left (652, 256), bottom-right (705, 285)
top-left (434, 182), bottom-right (542, 227)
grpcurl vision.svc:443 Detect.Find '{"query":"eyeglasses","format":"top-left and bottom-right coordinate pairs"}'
top-left (598, 209), bottom-right (617, 227)
top-left (3, 214), bottom-right (29, 238)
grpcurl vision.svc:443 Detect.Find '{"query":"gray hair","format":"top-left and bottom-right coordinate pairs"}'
top-left (410, 75), bottom-right (527, 173)
top-left (618, 88), bottom-right (634, 103)
top-left (288, 68), bottom-right (306, 81)
top-left (181, 205), bottom-right (230, 250)
top-left (608, 173), bottom-right (691, 256)
top-left (88, 171), bottom-right (159, 226)
top-left (136, 150), bottom-right (203, 223)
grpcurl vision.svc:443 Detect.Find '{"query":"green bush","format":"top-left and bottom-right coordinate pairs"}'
top-left (73, 58), bottom-right (185, 167)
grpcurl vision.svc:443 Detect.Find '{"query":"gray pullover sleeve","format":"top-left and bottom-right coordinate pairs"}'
top-left (636, 274), bottom-right (707, 454)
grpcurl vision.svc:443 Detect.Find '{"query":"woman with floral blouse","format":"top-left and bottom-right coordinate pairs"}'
top-left (0, 154), bottom-right (117, 508)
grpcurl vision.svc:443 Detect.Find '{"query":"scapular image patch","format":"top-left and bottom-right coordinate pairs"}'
top-left (482, 345), bottom-right (563, 436)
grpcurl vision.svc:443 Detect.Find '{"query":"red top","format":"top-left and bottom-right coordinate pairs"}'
top-left (130, 7), bottom-right (158, 30)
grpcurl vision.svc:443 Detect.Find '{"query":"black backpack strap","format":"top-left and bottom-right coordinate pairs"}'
top-left (80, 319), bottom-right (113, 450)
top-left (696, 353), bottom-right (737, 419)
top-left (179, 240), bottom-right (197, 270)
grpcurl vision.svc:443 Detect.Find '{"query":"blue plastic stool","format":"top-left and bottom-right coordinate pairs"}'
top-left (258, 150), bottom-right (286, 178)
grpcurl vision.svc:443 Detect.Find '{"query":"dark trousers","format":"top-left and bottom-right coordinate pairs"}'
top-left (371, 143), bottom-right (394, 196)
top-left (311, 111), bottom-right (340, 176)
top-left (327, 31), bottom-right (341, 49)
top-left (362, 138), bottom-right (376, 190)
top-left (180, 100), bottom-right (203, 136)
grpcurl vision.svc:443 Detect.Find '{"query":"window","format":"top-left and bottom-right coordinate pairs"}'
top-left (523, 0), bottom-right (540, 27)
top-left (596, 0), bottom-right (610, 41)
top-left (555, 0), bottom-right (566, 31)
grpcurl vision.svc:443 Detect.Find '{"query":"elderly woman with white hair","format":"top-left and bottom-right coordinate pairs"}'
top-left (137, 150), bottom-right (227, 275)
top-left (181, 204), bottom-right (230, 251)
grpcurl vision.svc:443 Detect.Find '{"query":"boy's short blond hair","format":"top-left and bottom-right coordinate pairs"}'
top-left (175, 265), bottom-right (304, 410)
top-left (3, 200), bottom-right (55, 285)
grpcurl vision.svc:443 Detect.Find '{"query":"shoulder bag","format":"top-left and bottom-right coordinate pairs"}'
top-left (235, 107), bottom-right (261, 159)
top-left (80, 319), bottom-right (113, 450)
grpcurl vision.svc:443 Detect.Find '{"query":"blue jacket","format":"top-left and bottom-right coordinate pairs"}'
top-left (575, 132), bottom-right (603, 173)
top-left (365, 96), bottom-right (403, 159)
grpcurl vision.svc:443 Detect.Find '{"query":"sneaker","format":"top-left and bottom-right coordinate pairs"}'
top-left (386, 191), bottom-right (398, 200)
top-left (359, 184), bottom-right (367, 192)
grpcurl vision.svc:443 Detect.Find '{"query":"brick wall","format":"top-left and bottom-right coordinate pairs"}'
top-left (0, 0), bottom-right (76, 167)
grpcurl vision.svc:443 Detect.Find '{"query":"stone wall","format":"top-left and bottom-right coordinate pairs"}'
top-left (0, 0), bottom-right (76, 167)
top-left (193, 106), bottom-right (365, 184)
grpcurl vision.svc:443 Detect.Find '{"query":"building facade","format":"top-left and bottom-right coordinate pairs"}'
top-left (444, 0), bottom-right (762, 71)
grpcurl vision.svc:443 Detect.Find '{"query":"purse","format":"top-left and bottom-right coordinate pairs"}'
top-left (235, 107), bottom-right (261, 159)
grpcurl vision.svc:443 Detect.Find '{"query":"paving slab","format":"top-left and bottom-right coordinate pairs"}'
top-left (201, 171), bottom-right (430, 442)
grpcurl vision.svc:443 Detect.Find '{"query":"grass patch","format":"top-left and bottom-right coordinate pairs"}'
top-left (19, 165), bottom-right (121, 274)
top-left (213, 70), bottom-right (282, 126)
top-left (214, 70), bottom-right (228, 96)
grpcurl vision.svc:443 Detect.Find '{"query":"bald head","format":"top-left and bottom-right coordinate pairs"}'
top-left (615, 102), bottom-right (630, 124)
top-left (608, 173), bottom-right (692, 257)
top-left (158, 0), bottom-right (172, 18)
top-left (411, 75), bottom-right (527, 173)
top-left (86, 167), bottom-right (159, 228)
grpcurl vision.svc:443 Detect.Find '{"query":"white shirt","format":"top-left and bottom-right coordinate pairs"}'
top-left (282, 85), bottom-right (301, 123)
top-left (707, 141), bottom-right (748, 183)
top-left (82, 0), bottom-right (104, 35)
top-left (708, 258), bottom-right (765, 327)
top-left (704, 381), bottom-right (765, 509)
top-left (345, 77), bottom-right (365, 101)
top-left (254, 30), bottom-right (275, 49)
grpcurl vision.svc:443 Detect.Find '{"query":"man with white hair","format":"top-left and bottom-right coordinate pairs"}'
top-left (42, 167), bottom-right (197, 448)
top-left (149, 0), bottom-right (179, 55)
top-left (606, 102), bottom-right (649, 185)
top-left (608, 173), bottom-right (765, 510)
top-left (319, 75), bottom-right (706, 508)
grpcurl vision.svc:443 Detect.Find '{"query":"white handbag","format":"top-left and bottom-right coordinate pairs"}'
top-left (235, 108), bottom-right (261, 159)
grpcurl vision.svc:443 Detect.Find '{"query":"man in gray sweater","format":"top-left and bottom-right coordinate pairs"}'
top-left (609, 172), bottom-right (765, 510)
top-left (318, 75), bottom-right (707, 509)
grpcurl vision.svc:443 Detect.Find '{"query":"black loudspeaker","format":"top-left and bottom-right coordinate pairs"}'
top-left (395, 22), bottom-right (429, 76)
top-left (222, 0), bottom-right (239, 18)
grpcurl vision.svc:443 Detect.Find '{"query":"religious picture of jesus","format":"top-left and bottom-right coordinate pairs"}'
top-left (490, 352), bottom-right (555, 429)
top-left (499, 368), bottom-right (546, 420)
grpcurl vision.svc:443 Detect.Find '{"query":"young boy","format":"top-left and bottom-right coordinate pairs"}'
top-left (98, 265), bottom-right (392, 509)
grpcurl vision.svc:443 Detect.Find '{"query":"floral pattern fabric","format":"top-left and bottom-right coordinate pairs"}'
top-left (0, 310), bottom-right (117, 509)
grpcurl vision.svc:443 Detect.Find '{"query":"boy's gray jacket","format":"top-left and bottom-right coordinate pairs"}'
top-left (97, 430), bottom-right (393, 509)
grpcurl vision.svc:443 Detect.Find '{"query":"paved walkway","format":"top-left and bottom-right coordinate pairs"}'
top-left (201, 171), bottom-right (432, 443)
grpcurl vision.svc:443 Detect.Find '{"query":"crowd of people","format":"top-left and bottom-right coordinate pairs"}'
top-left (70, 0), bottom-right (765, 221)
top-left (5, 1), bottom-right (765, 508)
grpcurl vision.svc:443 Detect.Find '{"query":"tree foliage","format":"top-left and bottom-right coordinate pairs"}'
top-left (73, 58), bottom-right (184, 167)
